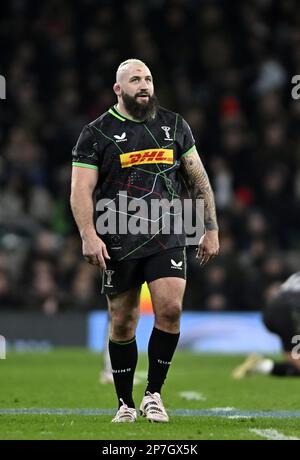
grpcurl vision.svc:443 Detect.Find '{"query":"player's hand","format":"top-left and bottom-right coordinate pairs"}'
top-left (81, 230), bottom-right (110, 269)
top-left (196, 229), bottom-right (219, 266)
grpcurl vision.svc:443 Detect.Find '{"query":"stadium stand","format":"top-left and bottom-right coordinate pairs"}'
top-left (0, 0), bottom-right (300, 312)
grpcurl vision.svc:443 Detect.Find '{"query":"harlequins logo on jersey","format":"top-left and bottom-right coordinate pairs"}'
top-left (120, 148), bottom-right (173, 168)
top-left (161, 126), bottom-right (173, 141)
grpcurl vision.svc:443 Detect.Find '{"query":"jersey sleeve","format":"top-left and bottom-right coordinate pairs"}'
top-left (180, 118), bottom-right (196, 158)
top-left (72, 125), bottom-right (100, 170)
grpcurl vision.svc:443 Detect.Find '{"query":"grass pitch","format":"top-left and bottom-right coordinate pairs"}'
top-left (0, 349), bottom-right (300, 440)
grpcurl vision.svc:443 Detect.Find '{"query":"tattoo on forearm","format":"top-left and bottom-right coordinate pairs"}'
top-left (182, 152), bottom-right (218, 231)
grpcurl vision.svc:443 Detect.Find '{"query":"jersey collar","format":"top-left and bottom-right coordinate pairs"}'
top-left (108, 105), bottom-right (147, 124)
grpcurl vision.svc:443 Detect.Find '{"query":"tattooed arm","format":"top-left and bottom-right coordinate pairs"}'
top-left (181, 149), bottom-right (219, 265)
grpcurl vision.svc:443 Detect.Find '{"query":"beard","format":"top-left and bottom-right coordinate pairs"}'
top-left (121, 90), bottom-right (159, 121)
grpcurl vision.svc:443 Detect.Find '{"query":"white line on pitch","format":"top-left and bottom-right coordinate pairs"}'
top-left (250, 429), bottom-right (300, 441)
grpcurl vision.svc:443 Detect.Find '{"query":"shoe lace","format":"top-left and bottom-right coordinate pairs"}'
top-left (144, 392), bottom-right (167, 415)
top-left (117, 399), bottom-right (136, 419)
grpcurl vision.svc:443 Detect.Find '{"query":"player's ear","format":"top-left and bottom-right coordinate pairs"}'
top-left (113, 83), bottom-right (121, 96)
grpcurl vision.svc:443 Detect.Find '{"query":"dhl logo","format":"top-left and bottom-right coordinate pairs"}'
top-left (120, 149), bottom-right (173, 168)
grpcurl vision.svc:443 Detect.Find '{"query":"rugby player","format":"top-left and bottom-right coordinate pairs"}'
top-left (71, 59), bottom-right (219, 422)
top-left (233, 272), bottom-right (300, 379)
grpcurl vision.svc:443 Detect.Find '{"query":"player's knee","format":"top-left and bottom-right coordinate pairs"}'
top-left (110, 311), bottom-right (137, 339)
top-left (111, 322), bottom-right (135, 340)
top-left (157, 302), bottom-right (182, 326)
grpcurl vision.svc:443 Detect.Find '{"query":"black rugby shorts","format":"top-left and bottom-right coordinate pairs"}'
top-left (101, 247), bottom-right (186, 296)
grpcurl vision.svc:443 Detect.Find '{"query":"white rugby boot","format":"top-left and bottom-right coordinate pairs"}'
top-left (140, 392), bottom-right (169, 423)
top-left (111, 399), bottom-right (137, 423)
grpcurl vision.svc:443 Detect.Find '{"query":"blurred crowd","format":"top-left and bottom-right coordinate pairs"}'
top-left (1, 0), bottom-right (300, 313)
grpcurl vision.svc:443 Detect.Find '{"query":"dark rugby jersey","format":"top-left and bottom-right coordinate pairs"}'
top-left (72, 105), bottom-right (196, 260)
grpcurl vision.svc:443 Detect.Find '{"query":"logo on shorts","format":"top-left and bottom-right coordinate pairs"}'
top-left (105, 269), bottom-right (115, 286)
top-left (171, 259), bottom-right (183, 270)
top-left (114, 132), bottom-right (127, 142)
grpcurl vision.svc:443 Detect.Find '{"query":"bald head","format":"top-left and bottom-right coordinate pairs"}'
top-left (113, 59), bottom-right (154, 101)
top-left (113, 58), bottom-right (156, 121)
top-left (116, 59), bottom-right (151, 84)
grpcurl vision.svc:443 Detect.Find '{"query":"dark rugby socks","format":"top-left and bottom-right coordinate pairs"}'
top-left (146, 327), bottom-right (180, 395)
top-left (109, 336), bottom-right (138, 408)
